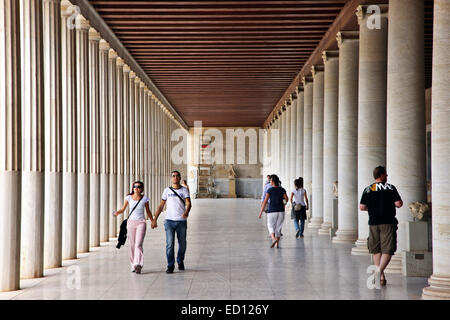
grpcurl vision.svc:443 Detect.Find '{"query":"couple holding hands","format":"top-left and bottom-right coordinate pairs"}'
top-left (114, 170), bottom-right (192, 274)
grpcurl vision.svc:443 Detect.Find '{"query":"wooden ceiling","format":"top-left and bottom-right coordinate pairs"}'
top-left (91, 0), bottom-right (433, 128)
top-left (90, 0), bottom-right (348, 127)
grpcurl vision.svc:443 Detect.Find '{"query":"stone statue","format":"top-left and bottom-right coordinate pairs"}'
top-left (408, 201), bottom-right (429, 221)
top-left (333, 181), bottom-right (338, 198)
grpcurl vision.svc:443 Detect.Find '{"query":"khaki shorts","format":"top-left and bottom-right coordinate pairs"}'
top-left (368, 224), bottom-right (398, 255)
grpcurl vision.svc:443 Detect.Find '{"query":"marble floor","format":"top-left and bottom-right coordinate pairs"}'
top-left (0, 198), bottom-right (427, 300)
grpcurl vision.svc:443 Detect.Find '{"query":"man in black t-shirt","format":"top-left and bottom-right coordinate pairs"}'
top-left (360, 166), bottom-right (403, 287)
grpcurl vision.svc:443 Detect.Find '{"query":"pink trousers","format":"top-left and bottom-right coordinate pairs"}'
top-left (127, 219), bottom-right (147, 268)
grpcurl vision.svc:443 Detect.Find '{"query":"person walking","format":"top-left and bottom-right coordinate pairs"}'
top-left (360, 166), bottom-right (403, 287)
top-left (290, 177), bottom-right (309, 238)
top-left (259, 175), bottom-right (288, 248)
top-left (261, 174), bottom-right (272, 213)
top-left (114, 181), bottom-right (153, 274)
top-left (152, 170), bottom-right (192, 274)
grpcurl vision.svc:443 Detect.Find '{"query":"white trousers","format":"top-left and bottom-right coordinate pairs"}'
top-left (266, 211), bottom-right (285, 237)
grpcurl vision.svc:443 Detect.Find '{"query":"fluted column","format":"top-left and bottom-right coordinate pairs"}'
top-left (353, 5), bottom-right (388, 256)
top-left (115, 57), bottom-right (124, 233)
top-left (139, 81), bottom-right (145, 183)
top-left (310, 65), bottom-right (324, 230)
top-left (0, 0), bottom-right (21, 291)
top-left (61, 0), bottom-right (78, 260)
top-left (134, 76), bottom-right (141, 181)
top-left (123, 64), bottom-right (130, 209)
top-left (333, 31), bottom-right (360, 244)
top-left (76, 14), bottom-right (90, 253)
top-left (129, 71), bottom-right (136, 184)
top-left (143, 87), bottom-right (149, 196)
top-left (296, 87), bottom-right (304, 178)
top-left (386, 0), bottom-right (426, 267)
top-left (290, 93), bottom-right (297, 183)
top-left (280, 106), bottom-right (286, 183)
top-left (88, 29), bottom-right (101, 248)
top-left (422, 0), bottom-right (450, 300)
top-left (285, 101), bottom-right (291, 188)
top-left (20, 0), bottom-right (44, 279)
top-left (149, 94), bottom-right (155, 210)
top-left (43, 0), bottom-right (63, 268)
top-left (320, 51), bottom-right (339, 235)
top-left (302, 76), bottom-right (313, 205)
top-left (97, 38), bottom-right (108, 243)
top-left (108, 48), bottom-right (117, 238)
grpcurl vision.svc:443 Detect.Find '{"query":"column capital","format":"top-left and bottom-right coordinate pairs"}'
top-left (336, 31), bottom-right (359, 48)
top-left (76, 14), bottom-right (90, 31)
top-left (311, 65), bottom-right (324, 77)
top-left (302, 75), bottom-right (313, 87)
top-left (356, 4), bottom-right (388, 25)
top-left (322, 50), bottom-right (339, 63)
top-left (61, 1), bottom-right (75, 17)
top-left (88, 28), bottom-right (101, 41)
top-left (144, 87), bottom-right (149, 93)
top-left (140, 81), bottom-right (145, 88)
top-left (109, 49), bottom-right (117, 60)
top-left (99, 39), bottom-right (110, 51)
top-left (116, 57), bottom-right (124, 67)
top-left (129, 71), bottom-right (136, 79)
top-left (134, 76), bottom-right (141, 84)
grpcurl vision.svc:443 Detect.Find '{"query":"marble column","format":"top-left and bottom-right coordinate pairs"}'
top-left (115, 57), bottom-right (124, 233)
top-left (76, 14), bottom-right (90, 253)
top-left (88, 29), bottom-right (101, 248)
top-left (302, 76), bottom-right (313, 208)
top-left (285, 100), bottom-right (291, 188)
top-left (310, 65), bottom-right (324, 230)
top-left (139, 82), bottom-right (145, 184)
top-left (333, 31), bottom-right (360, 244)
top-left (134, 76), bottom-right (141, 182)
top-left (0, 0), bottom-right (21, 291)
top-left (129, 71), bottom-right (136, 185)
top-left (20, 0), bottom-right (45, 279)
top-left (43, 0), bottom-right (63, 268)
top-left (296, 87), bottom-right (304, 178)
top-left (353, 5), bottom-right (388, 256)
top-left (108, 48), bottom-right (117, 238)
top-left (143, 86), bottom-right (149, 196)
top-left (61, 0), bottom-right (78, 260)
top-left (280, 106), bottom-right (286, 182)
top-left (319, 51), bottom-right (339, 235)
top-left (123, 64), bottom-right (130, 208)
top-left (149, 94), bottom-right (155, 210)
top-left (386, 0), bottom-right (426, 268)
top-left (422, 0), bottom-right (450, 300)
top-left (290, 93), bottom-right (297, 183)
top-left (98, 38), bottom-right (109, 244)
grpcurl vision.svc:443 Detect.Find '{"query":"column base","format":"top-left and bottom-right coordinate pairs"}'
top-left (308, 217), bottom-right (323, 229)
top-left (318, 221), bottom-right (332, 235)
top-left (351, 238), bottom-right (370, 255)
top-left (422, 275), bottom-right (450, 300)
top-left (332, 229), bottom-right (358, 244)
top-left (384, 252), bottom-right (402, 274)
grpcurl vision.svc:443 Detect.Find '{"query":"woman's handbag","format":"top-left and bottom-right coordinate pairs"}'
top-left (294, 203), bottom-right (303, 211)
top-left (116, 196), bottom-right (143, 249)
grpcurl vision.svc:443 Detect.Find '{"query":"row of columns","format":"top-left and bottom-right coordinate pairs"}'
top-left (0, 0), bottom-right (183, 292)
top-left (263, 0), bottom-right (450, 299)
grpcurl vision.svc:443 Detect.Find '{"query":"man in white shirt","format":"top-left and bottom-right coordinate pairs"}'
top-left (153, 170), bottom-right (192, 273)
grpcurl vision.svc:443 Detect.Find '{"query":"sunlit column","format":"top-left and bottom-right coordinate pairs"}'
top-left (108, 48), bottom-right (117, 238)
top-left (115, 57), bottom-right (124, 233)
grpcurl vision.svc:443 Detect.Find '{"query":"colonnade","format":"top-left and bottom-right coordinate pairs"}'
top-left (263, 1), bottom-right (450, 299)
top-left (0, 0), bottom-right (183, 292)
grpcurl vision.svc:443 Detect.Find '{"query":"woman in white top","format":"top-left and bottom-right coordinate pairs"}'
top-left (114, 181), bottom-right (153, 274)
top-left (290, 177), bottom-right (309, 238)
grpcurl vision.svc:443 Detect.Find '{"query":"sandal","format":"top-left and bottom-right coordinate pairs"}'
top-left (270, 239), bottom-right (278, 248)
top-left (380, 273), bottom-right (387, 286)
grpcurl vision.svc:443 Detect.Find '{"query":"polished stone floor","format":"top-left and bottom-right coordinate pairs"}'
top-left (0, 198), bottom-right (427, 300)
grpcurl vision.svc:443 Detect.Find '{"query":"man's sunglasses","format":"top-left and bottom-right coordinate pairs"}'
top-left (133, 185), bottom-right (143, 189)
top-left (172, 174), bottom-right (180, 177)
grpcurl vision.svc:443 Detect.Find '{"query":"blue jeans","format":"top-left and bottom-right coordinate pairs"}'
top-left (293, 218), bottom-right (305, 235)
top-left (164, 219), bottom-right (187, 268)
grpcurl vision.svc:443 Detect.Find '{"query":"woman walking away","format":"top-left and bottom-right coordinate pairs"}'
top-left (290, 177), bottom-right (309, 238)
top-left (259, 175), bottom-right (288, 248)
top-left (114, 181), bottom-right (153, 274)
